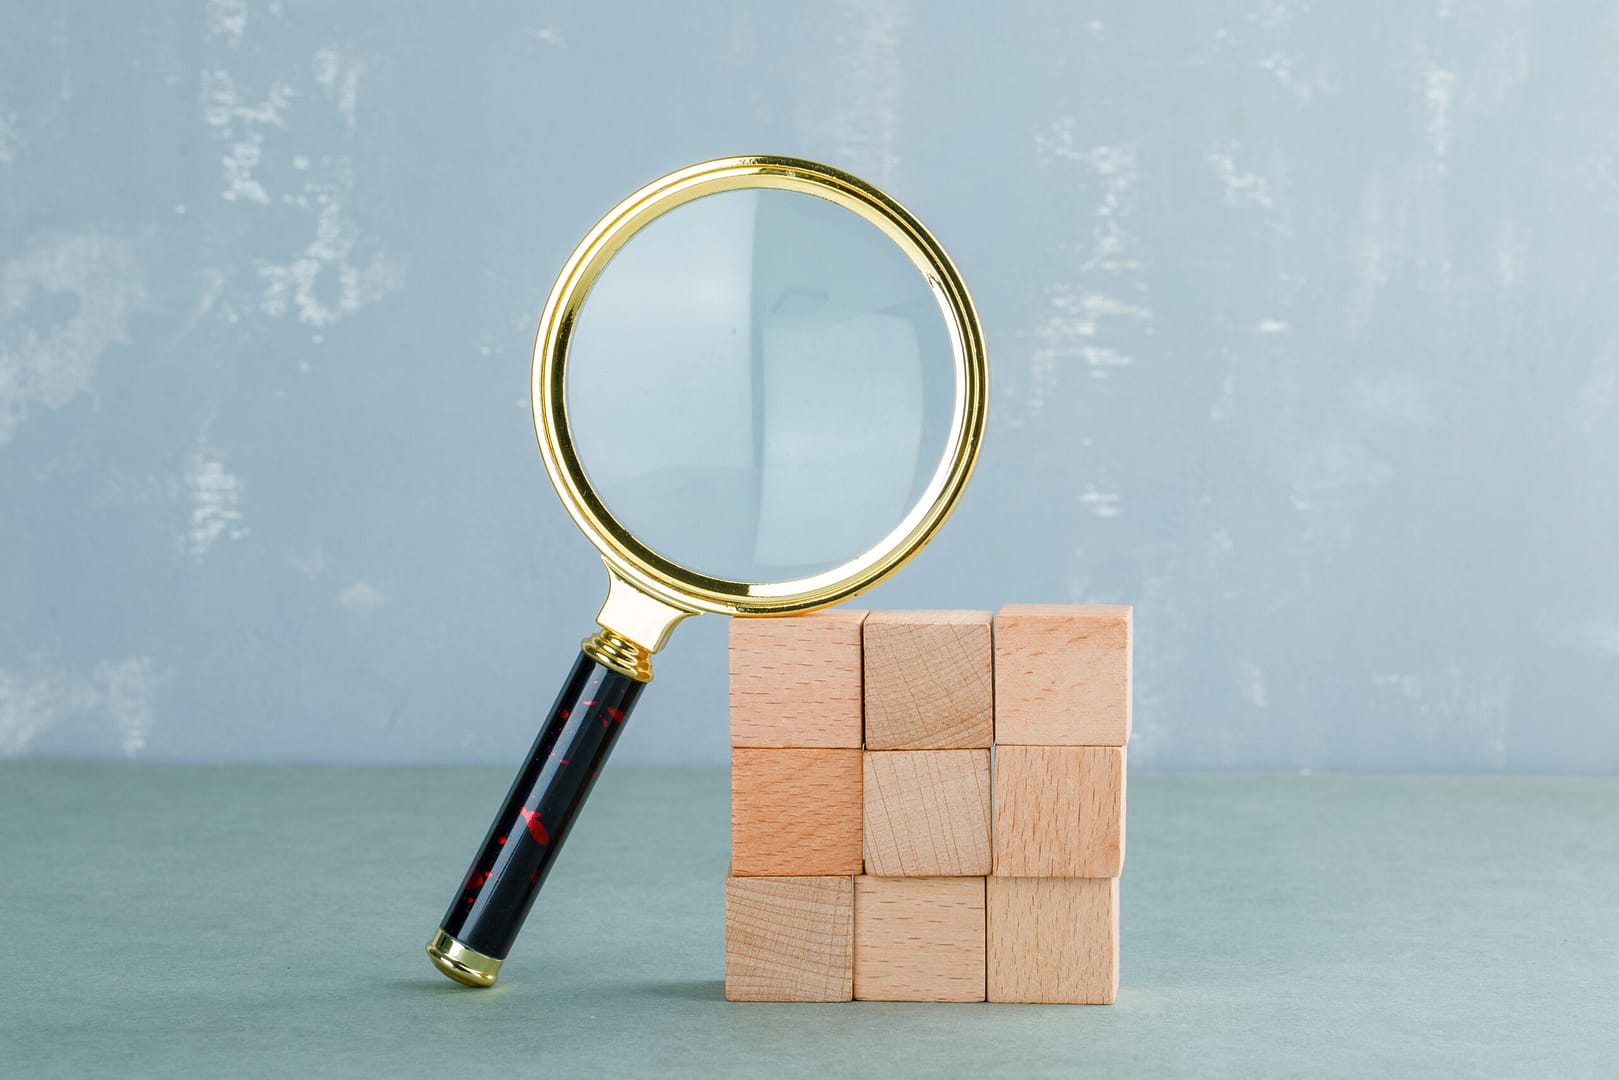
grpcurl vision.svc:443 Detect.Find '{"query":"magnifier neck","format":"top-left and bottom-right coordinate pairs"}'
top-left (581, 627), bottom-right (652, 682)
top-left (582, 563), bottom-right (697, 682)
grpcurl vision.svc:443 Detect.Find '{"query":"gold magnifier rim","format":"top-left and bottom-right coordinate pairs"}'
top-left (532, 155), bottom-right (987, 618)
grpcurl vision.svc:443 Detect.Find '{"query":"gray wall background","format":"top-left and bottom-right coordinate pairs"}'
top-left (3, 1), bottom-right (1616, 772)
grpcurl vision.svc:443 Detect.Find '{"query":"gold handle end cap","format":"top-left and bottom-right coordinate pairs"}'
top-left (426, 929), bottom-right (502, 988)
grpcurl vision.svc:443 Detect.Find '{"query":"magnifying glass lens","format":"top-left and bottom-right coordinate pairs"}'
top-left (565, 189), bottom-right (958, 582)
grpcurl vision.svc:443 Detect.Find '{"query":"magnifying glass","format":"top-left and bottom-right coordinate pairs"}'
top-left (425, 156), bottom-right (988, 988)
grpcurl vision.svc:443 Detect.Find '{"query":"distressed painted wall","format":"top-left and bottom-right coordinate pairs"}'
top-left (2, 1), bottom-right (1616, 771)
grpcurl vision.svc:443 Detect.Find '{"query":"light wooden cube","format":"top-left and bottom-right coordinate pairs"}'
top-left (863, 749), bottom-right (991, 877)
top-left (863, 610), bottom-right (993, 750)
top-left (992, 745), bottom-right (1125, 878)
top-left (987, 876), bottom-right (1118, 1004)
top-left (730, 610), bottom-right (868, 749)
top-left (994, 604), bottom-right (1132, 746)
top-left (854, 876), bottom-right (986, 1002)
top-left (725, 874), bottom-right (854, 1001)
top-left (731, 748), bottom-right (863, 876)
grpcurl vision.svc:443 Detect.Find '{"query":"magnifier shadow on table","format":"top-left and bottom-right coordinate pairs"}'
top-left (425, 156), bottom-right (988, 988)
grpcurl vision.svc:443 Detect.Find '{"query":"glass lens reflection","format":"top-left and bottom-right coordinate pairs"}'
top-left (564, 189), bottom-right (956, 583)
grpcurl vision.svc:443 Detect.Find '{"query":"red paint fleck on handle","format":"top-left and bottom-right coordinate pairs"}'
top-left (518, 807), bottom-right (550, 845)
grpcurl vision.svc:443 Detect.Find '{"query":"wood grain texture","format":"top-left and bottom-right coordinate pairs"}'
top-left (863, 749), bottom-right (991, 877)
top-left (993, 604), bottom-right (1132, 746)
top-left (986, 876), bottom-right (1119, 1004)
top-left (730, 610), bottom-right (868, 749)
top-left (725, 874), bottom-right (854, 1001)
top-left (853, 875), bottom-right (986, 1002)
top-left (731, 747), bottom-right (863, 876)
top-left (992, 745), bottom-right (1125, 878)
top-left (863, 610), bottom-right (994, 750)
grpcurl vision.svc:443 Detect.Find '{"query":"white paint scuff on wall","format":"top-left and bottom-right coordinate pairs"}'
top-left (206, 0), bottom-right (248, 49)
top-left (1256, 52), bottom-right (1320, 103)
top-left (199, 69), bottom-right (295, 205)
top-left (1346, 176), bottom-right (1389, 332)
top-left (289, 550), bottom-right (330, 578)
top-left (1242, 662), bottom-right (1270, 709)
top-left (1033, 115), bottom-right (1084, 165)
top-left (0, 669), bottom-right (59, 756)
top-left (0, 105), bottom-right (18, 165)
top-left (1578, 618), bottom-right (1619, 657)
top-left (1350, 371), bottom-right (1433, 425)
top-left (804, 0), bottom-right (909, 181)
top-left (1033, 288), bottom-right (1152, 383)
top-left (0, 657), bottom-right (159, 757)
top-left (0, 231), bottom-right (145, 445)
top-left (1208, 149), bottom-right (1276, 209)
top-left (1571, 352), bottom-right (1619, 435)
top-left (259, 196), bottom-right (406, 328)
top-left (1494, 217), bottom-right (1525, 290)
top-left (198, 41), bottom-right (405, 331)
top-left (1426, 68), bottom-right (1457, 161)
top-left (1538, 612), bottom-right (1619, 658)
top-left (1078, 145), bottom-right (1141, 276)
top-left (96, 658), bottom-right (159, 756)
top-left (182, 439), bottom-right (248, 559)
top-left (1288, 436), bottom-right (1394, 512)
top-left (311, 46), bottom-right (363, 132)
top-left (1026, 134), bottom-right (1153, 420)
top-left (337, 581), bottom-right (388, 614)
top-left (1079, 488), bottom-right (1121, 519)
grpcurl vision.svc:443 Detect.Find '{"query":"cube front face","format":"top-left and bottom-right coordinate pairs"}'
top-left (729, 611), bottom-right (868, 749)
top-left (993, 605), bottom-right (1132, 746)
top-left (863, 749), bottom-right (991, 877)
top-left (854, 876), bottom-right (986, 1002)
top-left (987, 876), bottom-right (1119, 1004)
top-left (726, 875), bottom-right (854, 1002)
top-left (992, 745), bottom-right (1125, 878)
top-left (725, 606), bottom-right (1131, 1006)
top-left (731, 747), bottom-right (863, 876)
top-left (863, 610), bottom-right (993, 750)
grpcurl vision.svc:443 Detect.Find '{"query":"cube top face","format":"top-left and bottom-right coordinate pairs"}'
top-left (987, 876), bottom-right (1118, 1004)
top-left (863, 749), bottom-right (991, 877)
top-left (730, 611), bottom-right (868, 749)
top-left (999, 603), bottom-right (1131, 619)
top-left (863, 610), bottom-right (993, 750)
top-left (726, 875), bottom-right (854, 1002)
top-left (731, 747), bottom-right (863, 876)
top-left (992, 744), bottom-right (1125, 878)
top-left (854, 876), bottom-right (986, 1002)
top-left (994, 604), bottom-right (1132, 746)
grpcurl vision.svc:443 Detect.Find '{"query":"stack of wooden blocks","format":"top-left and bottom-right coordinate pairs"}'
top-left (725, 604), bottom-right (1131, 1004)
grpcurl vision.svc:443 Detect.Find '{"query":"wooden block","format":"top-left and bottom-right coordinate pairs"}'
top-left (725, 874), bottom-right (854, 1001)
top-left (987, 876), bottom-right (1119, 1004)
top-left (992, 745), bottom-right (1125, 878)
top-left (731, 748), bottom-right (862, 876)
top-left (730, 610), bottom-right (868, 748)
top-left (863, 610), bottom-right (994, 749)
top-left (863, 749), bottom-right (991, 877)
top-left (994, 604), bottom-right (1132, 746)
top-left (854, 876), bottom-right (986, 1002)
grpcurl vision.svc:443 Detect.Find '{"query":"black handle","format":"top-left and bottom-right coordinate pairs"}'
top-left (427, 649), bottom-right (644, 986)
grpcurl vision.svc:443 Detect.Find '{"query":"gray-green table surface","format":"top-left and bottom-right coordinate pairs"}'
top-left (1, 764), bottom-right (1614, 1078)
